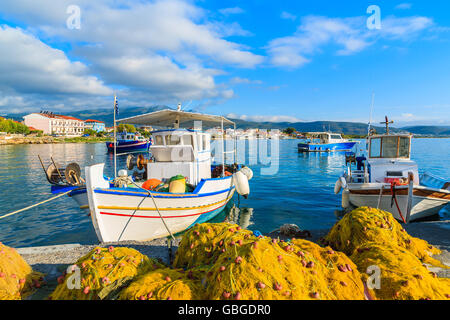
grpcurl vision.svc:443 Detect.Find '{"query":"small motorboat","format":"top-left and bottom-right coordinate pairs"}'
top-left (298, 132), bottom-right (358, 152)
top-left (106, 132), bottom-right (151, 153)
top-left (85, 109), bottom-right (252, 242)
top-left (334, 117), bottom-right (450, 222)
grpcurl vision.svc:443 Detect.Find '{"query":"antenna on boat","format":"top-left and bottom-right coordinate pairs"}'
top-left (113, 94), bottom-right (118, 179)
top-left (380, 116), bottom-right (393, 135)
top-left (368, 92), bottom-right (375, 136)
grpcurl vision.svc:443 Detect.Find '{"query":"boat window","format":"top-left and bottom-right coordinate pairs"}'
top-left (330, 135), bottom-right (341, 139)
top-left (398, 137), bottom-right (410, 158)
top-left (381, 136), bottom-right (398, 158)
top-left (166, 134), bottom-right (181, 145)
top-left (154, 135), bottom-right (164, 145)
top-left (369, 138), bottom-right (381, 158)
top-left (182, 134), bottom-right (193, 146)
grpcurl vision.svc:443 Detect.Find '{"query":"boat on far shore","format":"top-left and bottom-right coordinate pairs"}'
top-left (298, 132), bottom-right (358, 152)
top-left (106, 131), bottom-right (151, 153)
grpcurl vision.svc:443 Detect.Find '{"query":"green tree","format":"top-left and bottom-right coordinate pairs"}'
top-left (283, 127), bottom-right (296, 135)
top-left (0, 118), bottom-right (30, 134)
top-left (84, 128), bottom-right (97, 136)
top-left (117, 124), bottom-right (136, 133)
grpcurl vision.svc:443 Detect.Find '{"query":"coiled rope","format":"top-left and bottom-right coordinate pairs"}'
top-left (0, 190), bottom-right (72, 220)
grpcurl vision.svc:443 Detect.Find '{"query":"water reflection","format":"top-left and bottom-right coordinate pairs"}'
top-left (226, 205), bottom-right (254, 229)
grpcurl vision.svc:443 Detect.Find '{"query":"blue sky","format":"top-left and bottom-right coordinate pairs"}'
top-left (0, 0), bottom-right (449, 126)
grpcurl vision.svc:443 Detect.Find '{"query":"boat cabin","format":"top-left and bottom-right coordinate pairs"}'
top-left (308, 132), bottom-right (345, 144)
top-left (368, 134), bottom-right (411, 159)
top-left (365, 134), bottom-right (419, 185)
top-left (149, 129), bottom-right (211, 185)
top-left (117, 131), bottom-right (146, 142)
top-left (117, 108), bottom-right (235, 186)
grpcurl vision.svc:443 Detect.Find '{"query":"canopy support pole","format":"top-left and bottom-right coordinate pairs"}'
top-left (113, 95), bottom-right (117, 179)
top-left (221, 117), bottom-right (225, 177)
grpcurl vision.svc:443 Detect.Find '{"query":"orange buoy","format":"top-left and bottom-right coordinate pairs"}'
top-left (142, 178), bottom-right (162, 190)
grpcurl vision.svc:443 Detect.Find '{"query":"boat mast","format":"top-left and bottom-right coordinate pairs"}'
top-left (221, 117), bottom-right (225, 177)
top-left (368, 92), bottom-right (375, 136)
top-left (113, 94), bottom-right (117, 179)
top-left (380, 116), bottom-right (393, 135)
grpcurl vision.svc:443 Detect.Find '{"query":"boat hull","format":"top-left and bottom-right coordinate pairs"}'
top-left (347, 184), bottom-right (450, 221)
top-left (106, 140), bottom-right (150, 153)
top-left (85, 163), bottom-right (235, 242)
top-left (298, 142), bottom-right (357, 152)
top-left (69, 188), bottom-right (89, 210)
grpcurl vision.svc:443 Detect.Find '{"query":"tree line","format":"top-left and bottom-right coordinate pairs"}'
top-left (0, 118), bottom-right (31, 134)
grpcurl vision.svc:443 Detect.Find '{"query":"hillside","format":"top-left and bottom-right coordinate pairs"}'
top-left (402, 126), bottom-right (450, 136)
top-left (4, 107), bottom-right (449, 136)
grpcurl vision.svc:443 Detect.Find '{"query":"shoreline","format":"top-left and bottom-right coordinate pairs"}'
top-left (1, 136), bottom-right (449, 146)
top-left (0, 136), bottom-right (111, 146)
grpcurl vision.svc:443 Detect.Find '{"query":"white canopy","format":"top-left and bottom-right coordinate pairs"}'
top-left (117, 109), bottom-right (234, 128)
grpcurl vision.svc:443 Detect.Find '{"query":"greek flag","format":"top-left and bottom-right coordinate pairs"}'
top-left (114, 97), bottom-right (119, 116)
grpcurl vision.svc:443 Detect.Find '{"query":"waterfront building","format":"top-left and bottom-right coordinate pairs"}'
top-left (23, 112), bottom-right (85, 136)
top-left (84, 119), bottom-right (106, 132)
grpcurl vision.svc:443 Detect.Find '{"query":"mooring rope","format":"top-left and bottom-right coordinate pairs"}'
top-left (0, 190), bottom-right (72, 220)
top-left (117, 180), bottom-right (175, 241)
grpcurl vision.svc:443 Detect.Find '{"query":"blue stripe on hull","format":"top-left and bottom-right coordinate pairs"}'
top-left (298, 142), bottom-right (357, 152)
top-left (106, 141), bottom-right (150, 152)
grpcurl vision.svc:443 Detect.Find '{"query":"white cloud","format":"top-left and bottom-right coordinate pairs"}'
top-left (219, 7), bottom-right (245, 15)
top-left (229, 77), bottom-right (263, 85)
top-left (267, 14), bottom-right (434, 68)
top-left (227, 113), bottom-right (303, 123)
top-left (379, 16), bottom-right (434, 39)
top-left (395, 3), bottom-right (413, 10)
top-left (281, 11), bottom-right (297, 21)
top-left (0, 25), bottom-right (111, 96)
top-left (0, 0), bottom-right (264, 112)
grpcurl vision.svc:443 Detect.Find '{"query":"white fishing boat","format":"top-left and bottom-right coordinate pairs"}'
top-left (84, 109), bottom-right (252, 242)
top-left (334, 117), bottom-right (450, 222)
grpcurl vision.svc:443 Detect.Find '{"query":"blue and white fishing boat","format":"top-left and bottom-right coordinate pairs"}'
top-left (84, 109), bottom-right (252, 242)
top-left (297, 132), bottom-right (358, 152)
top-left (106, 131), bottom-right (151, 153)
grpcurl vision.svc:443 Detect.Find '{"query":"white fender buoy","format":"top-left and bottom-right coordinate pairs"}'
top-left (334, 179), bottom-right (342, 194)
top-left (339, 176), bottom-right (347, 189)
top-left (233, 171), bottom-right (250, 198)
top-left (240, 166), bottom-right (253, 180)
top-left (342, 190), bottom-right (350, 209)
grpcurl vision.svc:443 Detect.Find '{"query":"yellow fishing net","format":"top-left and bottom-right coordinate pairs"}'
top-left (324, 207), bottom-right (450, 300)
top-left (175, 223), bottom-right (366, 300)
top-left (324, 207), bottom-right (443, 267)
top-left (0, 242), bottom-right (44, 300)
top-left (351, 243), bottom-right (450, 300)
top-left (49, 246), bottom-right (163, 300)
top-left (173, 222), bottom-right (254, 269)
top-left (119, 267), bottom-right (204, 300)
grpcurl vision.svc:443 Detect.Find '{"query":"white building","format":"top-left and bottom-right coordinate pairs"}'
top-left (23, 112), bottom-right (85, 136)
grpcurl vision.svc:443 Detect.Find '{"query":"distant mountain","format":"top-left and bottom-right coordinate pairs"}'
top-left (401, 126), bottom-right (450, 136)
top-left (4, 107), bottom-right (450, 136)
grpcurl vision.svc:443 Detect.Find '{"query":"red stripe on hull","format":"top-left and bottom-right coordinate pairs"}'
top-left (99, 203), bottom-right (226, 219)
